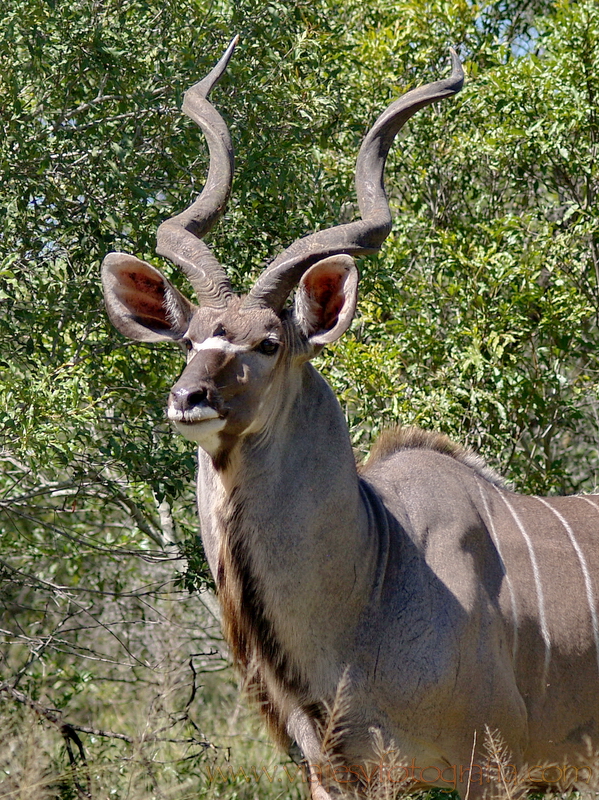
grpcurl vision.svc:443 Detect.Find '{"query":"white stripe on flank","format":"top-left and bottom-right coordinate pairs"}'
top-left (536, 496), bottom-right (599, 675)
top-left (477, 483), bottom-right (519, 661)
top-left (493, 487), bottom-right (551, 681)
top-left (192, 337), bottom-right (252, 354)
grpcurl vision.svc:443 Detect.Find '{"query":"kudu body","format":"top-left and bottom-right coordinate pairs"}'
top-left (102, 40), bottom-right (599, 797)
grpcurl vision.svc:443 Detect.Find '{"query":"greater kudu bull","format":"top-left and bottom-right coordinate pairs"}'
top-left (101, 39), bottom-right (599, 797)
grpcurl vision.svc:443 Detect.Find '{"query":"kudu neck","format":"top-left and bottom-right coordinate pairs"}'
top-left (196, 361), bottom-right (378, 670)
top-left (216, 361), bottom-right (360, 499)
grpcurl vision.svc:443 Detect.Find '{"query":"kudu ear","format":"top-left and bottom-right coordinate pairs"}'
top-left (101, 253), bottom-right (195, 342)
top-left (294, 255), bottom-right (358, 345)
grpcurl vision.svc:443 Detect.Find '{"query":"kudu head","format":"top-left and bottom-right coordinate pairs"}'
top-left (102, 38), bottom-right (464, 464)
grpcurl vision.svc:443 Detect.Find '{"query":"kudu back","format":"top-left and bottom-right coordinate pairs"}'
top-left (101, 39), bottom-right (599, 797)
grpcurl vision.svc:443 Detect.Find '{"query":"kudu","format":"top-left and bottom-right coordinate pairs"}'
top-left (102, 39), bottom-right (599, 797)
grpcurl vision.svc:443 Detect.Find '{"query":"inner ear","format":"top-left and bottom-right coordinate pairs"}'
top-left (294, 255), bottom-right (358, 344)
top-left (102, 253), bottom-right (196, 342)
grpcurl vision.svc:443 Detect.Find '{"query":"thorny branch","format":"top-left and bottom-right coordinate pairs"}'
top-left (0, 681), bottom-right (213, 748)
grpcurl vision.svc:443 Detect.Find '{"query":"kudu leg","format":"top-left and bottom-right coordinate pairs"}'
top-left (287, 707), bottom-right (348, 799)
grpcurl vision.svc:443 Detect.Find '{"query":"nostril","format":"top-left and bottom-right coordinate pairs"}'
top-left (186, 389), bottom-right (208, 409)
top-left (170, 386), bottom-right (209, 412)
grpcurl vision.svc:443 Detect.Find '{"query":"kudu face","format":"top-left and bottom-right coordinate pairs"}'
top-left (102, 247), bottom-right (359, 461)
top-left (168, 258), bottom-right (357, 452)
top-left (167, 301), bottom-right (287, 451)
top-left (101, 37), bottom-right (463, 466)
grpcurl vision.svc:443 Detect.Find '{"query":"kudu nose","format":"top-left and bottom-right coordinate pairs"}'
top-left (170, 385), bottom-right (209, 413)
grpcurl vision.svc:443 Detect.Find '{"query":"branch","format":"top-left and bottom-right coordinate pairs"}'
top-left (0, 682), bottom-right (93, 798)
top-left (0, 681), bottom-right (134, 743)
top-left (0, 682), bottom-right (212, 747)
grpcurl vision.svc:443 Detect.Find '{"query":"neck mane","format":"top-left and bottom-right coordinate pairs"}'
top-left (362, 425), bottom-right (507, 488)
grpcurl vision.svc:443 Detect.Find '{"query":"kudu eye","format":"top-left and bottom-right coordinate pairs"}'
top-left (256, 339), bottom-right (279, 356)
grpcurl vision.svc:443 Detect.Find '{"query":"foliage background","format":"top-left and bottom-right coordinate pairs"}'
top-left (2, 0), bottom-right (599, 796)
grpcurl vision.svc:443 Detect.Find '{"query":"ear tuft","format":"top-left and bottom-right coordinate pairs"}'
top-left (294, 255), bottom-right (358, 344)
top-left (101, 253), bottom-right (195, 342)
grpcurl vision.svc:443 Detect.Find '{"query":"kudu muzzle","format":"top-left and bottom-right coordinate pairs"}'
top-left (168, 349), bottom-right (234, 422)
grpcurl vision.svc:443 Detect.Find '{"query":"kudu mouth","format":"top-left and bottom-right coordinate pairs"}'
top-left (167, 374), bottom-right (228, 447)
top-left (167, 398), bottom-right (222, 424)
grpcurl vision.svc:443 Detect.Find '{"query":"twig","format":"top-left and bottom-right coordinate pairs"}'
top-left (465, 729), bottom-right (477, 800)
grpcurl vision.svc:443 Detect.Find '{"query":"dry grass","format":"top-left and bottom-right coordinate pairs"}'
top-left (284, 673), bottom-right (597, 800)
top-left (0, 561), bottom-right (300, 800)
top-left (3, 562), bottom-right (597, 800)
